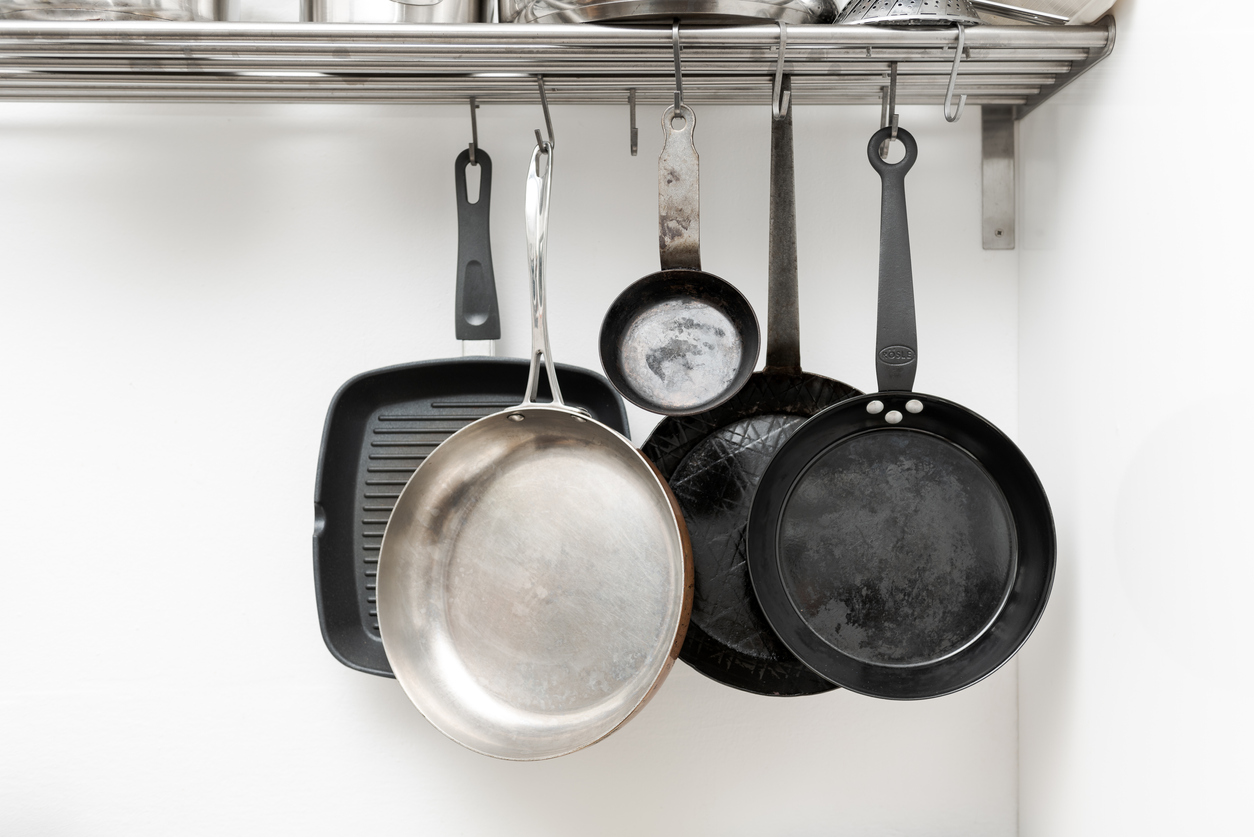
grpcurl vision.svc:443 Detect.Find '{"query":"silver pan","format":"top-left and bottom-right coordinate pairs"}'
top-left (378, 140), bottom-right (693, 761)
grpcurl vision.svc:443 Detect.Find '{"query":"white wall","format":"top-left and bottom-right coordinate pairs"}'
top-left (1017, 2), bottom-right (1254, 833)
top-left (0, 98), bottom-right (1021, 833)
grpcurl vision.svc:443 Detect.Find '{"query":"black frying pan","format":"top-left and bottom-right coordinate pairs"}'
top-left (642, 94), bottom-right (860, 696)
top-left (314, 147), bottom-right (628, 677)
top-left (746, 127), bottom-right (1055, 700)
top-left (600, 103), bottom-right (760, 417)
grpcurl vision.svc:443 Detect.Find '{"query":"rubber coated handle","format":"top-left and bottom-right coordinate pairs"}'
top-left (454, 148), bottom-right (501, 341)
top-left (765, 87), bottom-right (801, 373)
top-left (658, 104), bottom-right (701, 272)
top-left (521, 142), bottom-right (564, 408)
top-left (868, 126), bottom-right (918, 393)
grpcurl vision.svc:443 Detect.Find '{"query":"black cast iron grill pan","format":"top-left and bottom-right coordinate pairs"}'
top-left (314, 148), bottom-right (628, 678)
top-left (746, 127), bottom-right (1054, 700)
top-left (643, 89), bottom-right (860, 696)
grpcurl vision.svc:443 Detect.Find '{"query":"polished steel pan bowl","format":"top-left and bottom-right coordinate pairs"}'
top-left (378, 142), bottom-right (693, 761)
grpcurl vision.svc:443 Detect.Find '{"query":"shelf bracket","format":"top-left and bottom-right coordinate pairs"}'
top-left (982, 105), bottom-right (1015, 250)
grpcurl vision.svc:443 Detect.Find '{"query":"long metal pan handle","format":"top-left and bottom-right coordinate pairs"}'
top-left (454, 147), bottom-right (501, 344)
top-left (868, 126), bottom-right (918, 393)
top-left (765, 82), bottom-right (801, 374)
top-left (658, 104), bottom-right (701, 272)
top-left (522, 141), bottom-right (565, 408)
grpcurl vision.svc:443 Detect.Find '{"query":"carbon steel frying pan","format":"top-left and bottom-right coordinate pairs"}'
top-left (642, 91), bottom-right (860, 696)
top-left (313, 147), bottom-right (628, 678)
top-left (378, 142), bottom-right (692, 760)
top-left (600, 103), bottom-right (760, 417)
top-left (746, 126), bottom-right (1054, 700)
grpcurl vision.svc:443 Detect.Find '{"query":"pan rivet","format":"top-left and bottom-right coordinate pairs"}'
top-left (867, 400), bottom-right (885, 415)
top-left (885, 411), bottom-right (903, 424)
top-left (509, 414), bottom-right (525, 422)
top-left (906, 400), bottom-right (923, 414)
top-left (571, 415), bottom-right (587, 423)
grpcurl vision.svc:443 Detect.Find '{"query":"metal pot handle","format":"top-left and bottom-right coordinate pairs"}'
top-left (658, 104), bottom-right (701, 272)
top-left (522, 141), bottom-right (565, 408)
top-left (868, 125), bottom-right (919, 393)
top-left (764, 89), bottom-right (802, 374)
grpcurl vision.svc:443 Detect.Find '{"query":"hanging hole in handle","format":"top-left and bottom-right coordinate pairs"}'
top-left (879, 138), bottom-right (906, 164)
top-left (669, 112), bottom-right (687, 131)
top-left (463, 160), bottom-right (482, 204)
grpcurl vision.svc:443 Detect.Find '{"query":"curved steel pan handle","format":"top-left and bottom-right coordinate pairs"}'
top-left (522, 141), bottom-right (565, 408)
top-left (868, 126), bottom-right (919, 393)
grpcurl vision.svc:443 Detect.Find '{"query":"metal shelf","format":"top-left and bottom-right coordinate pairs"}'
top-left (0, 19), bottom-right (1113, 115)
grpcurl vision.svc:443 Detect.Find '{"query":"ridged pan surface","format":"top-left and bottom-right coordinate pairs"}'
top-left (314, 358), bottom-right (628, 677)
top-left (378, 142), bottom-right (692, 760)
top-left (643, 98), bottom-right (860, 696)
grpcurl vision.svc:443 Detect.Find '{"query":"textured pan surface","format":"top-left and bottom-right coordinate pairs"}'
top-left (601, 270), bottom-right (760, 416)
top-left (313, 357), bottom-right (629, 677)
top-left (378, 405), bottom-right (691, 760)
top-left (644, 369), bottom-right (859, 695)
top-left (747, 392), bottom-right (1054, 699)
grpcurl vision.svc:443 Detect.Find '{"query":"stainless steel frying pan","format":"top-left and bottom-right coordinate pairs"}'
top-left (378, 140), bottom-right (693, 761)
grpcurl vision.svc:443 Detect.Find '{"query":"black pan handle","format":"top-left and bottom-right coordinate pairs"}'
top-left (454, 148), bottom-right (501, 342)
top-left (765, 85), bottom-right (802, 374)
top-left (868, 126), bottom-right (918, 393)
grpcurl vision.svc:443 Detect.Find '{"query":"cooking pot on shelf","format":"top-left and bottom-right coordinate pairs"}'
top-left (312, 0), bottom-right (478, 22)
top-left (502, 0), bottom-right (836, 25)
top-left (0, 0), bottom-right (213, 19)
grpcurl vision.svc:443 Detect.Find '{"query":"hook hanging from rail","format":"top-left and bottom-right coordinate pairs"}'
top-left (628, 88), bottom-right (638, 156)
top-left (468, 96), bottom-right (479, 166)
top-left (672, 20), bottom-right (684, 109)
top-left (944, 24), bottom-right (967, 123)
top-left (534, 75), bottom-right (555, 151)
top-left (772, 21), bottom-right (791, 119)
top-left (879, 61), bottom-right (899, 160)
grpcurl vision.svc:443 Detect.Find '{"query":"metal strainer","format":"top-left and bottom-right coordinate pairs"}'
top-left (837, 0), bottom-right (982, 26)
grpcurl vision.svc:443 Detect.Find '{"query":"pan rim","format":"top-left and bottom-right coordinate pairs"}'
top-left (746, 390), bottom-right (1056, 700)
top-left (378, 403), bottom-right (692, 759)
top-left (599, 268), bottom-right (761, 417)
top-left (643, 367), bottom-right (861, 695)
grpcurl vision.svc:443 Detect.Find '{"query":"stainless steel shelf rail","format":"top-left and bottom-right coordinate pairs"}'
top-left (0, 19), bottom-right (1113, 113)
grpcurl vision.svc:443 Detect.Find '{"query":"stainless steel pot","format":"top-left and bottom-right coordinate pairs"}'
top-left (503, 0), bottom-right (836, 25)
top-left (0, 0), bottom-right (213, 19)
top-left (312, 0), bottom-right (476, 22)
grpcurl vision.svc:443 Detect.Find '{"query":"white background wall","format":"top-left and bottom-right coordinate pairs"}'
top-left (0, 88), bottom-right (1025, 832)
top-left (1017, 2), bottom-right (1254, 834)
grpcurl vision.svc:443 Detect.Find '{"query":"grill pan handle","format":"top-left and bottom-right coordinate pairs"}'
top-left (658, 104), bottom-right (701, 272)
top-left (521, 141), bottom-right (565, 408)
top-left (454, 148), bottom-right (501, 343)
top-left (868, 126), bottom-right (918, 393)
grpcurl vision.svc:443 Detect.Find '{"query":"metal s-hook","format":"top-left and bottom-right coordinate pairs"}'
top-left (672, 20), bottom-right (684, 110)
top-left (628, 88), bottom-right (638, 156)
top-left (534, 75), bottom-right (555, 150)
top-left (468, 96), bottom-right (479, 166)
top-left (772, 21), bottom-right (790, 119)
top-left (944, 24), bottom-right (967, 123)
top-left (879, 62), bottom-right (899, 160)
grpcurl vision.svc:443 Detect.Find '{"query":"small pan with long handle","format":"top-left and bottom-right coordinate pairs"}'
top-left (313, 147), bottom-right (628, 678)
top-left (600, 103), bottom-right (760, 416)
top-left (746, 126), bottom-right (1055, 700)
top-left (377, 141), bottom-right (692, 760)
top-left (642, 90), bottom-right (860, 696)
